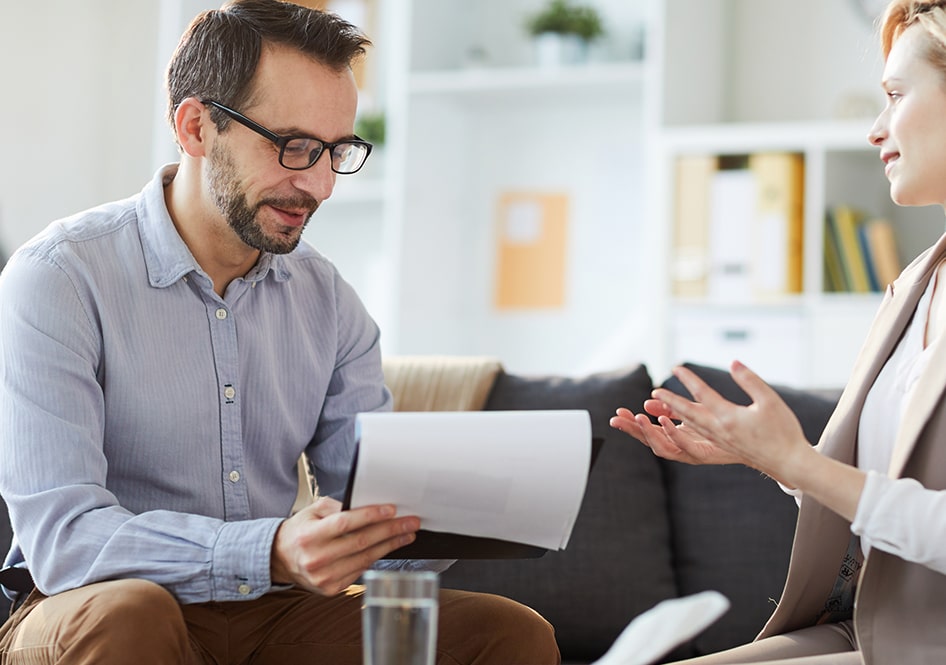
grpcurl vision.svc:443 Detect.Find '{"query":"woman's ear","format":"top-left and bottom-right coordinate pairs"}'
top-left (174, 97), bottom-right (212, 158)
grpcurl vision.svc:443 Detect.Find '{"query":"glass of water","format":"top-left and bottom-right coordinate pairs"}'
top-left (362, 570), bottom-right (439, 665)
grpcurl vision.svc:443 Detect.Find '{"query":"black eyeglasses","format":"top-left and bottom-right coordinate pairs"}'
top-left (203, 100), bottom-right (372, 174)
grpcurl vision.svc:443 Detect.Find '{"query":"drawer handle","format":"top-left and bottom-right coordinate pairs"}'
top-left (722, 329), bottom-right (749, 341)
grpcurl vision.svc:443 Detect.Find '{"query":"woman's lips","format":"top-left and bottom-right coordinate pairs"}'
top-left (881, 152), bottom-right (900, 177)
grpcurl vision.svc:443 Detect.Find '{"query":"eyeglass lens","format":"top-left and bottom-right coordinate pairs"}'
top-left (281, 138), bottom-right (369, 173)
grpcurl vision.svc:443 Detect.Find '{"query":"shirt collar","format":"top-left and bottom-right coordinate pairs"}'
top-left (136, 164), bottom-right (291, 289)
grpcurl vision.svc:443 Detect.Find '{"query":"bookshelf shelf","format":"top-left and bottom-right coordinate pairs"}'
top-left (661, 120), bottom-right (875, 154)
top-left (409, 61), bottom-right (647, 99)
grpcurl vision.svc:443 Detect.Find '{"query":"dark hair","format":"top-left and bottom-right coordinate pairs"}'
top-left (165, 0), bottom-right (371, 132)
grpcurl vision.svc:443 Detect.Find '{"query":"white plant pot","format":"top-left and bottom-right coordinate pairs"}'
top-left (533, 32), bottom-right (588, 67)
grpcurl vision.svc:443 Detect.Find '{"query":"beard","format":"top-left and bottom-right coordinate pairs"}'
top-left (207, 142), bottom-right (319, 255)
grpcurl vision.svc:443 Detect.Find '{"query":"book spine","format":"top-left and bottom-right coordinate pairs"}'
top-left (671, 155), bottom-right (717, 298)
top-left (748, 152), bottom-right (805, 297)
top-left (857, 223), bottom-right (881, 291)
top-left (831, 205), bottom-right (871, 293)
top-left (865, 218), bottom-right (902, 289)
top-left (823, 209), bottom-right (848, 292)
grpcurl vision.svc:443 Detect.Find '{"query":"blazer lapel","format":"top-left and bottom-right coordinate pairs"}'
top-left (818, 252), bottom-right (935, 462)
top-left (889, 334), bottom-right (946, 477)
top-left (888, 236), bottom-right (946, 477)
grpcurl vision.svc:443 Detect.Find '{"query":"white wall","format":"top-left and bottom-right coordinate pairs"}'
top-left (728, 0), bottom-right (882, 122)
top-left (0, 1), bottom-right (163, 254)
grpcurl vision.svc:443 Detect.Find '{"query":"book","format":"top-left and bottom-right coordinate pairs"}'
top-left (823, 210), bottom-right (848, 292)
top-left (748, 152), bottom-right (805, 297)
top-left (671, 155), bottom-right (716, 298)
top-left (707, 165), bottom-right (756, 301)
top-left (827, 205), bottom-right (871, 293)
top-left (863, 218), bottom-right (901, 289)
top-left (342, 410), bottom-right (598, 559)
top-left (856, 223), bottom-right (881, 291)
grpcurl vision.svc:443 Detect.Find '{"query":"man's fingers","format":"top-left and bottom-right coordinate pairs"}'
top-left (318, 504), bottom-right (400, 540)
top-left (309, 496), bottom-right (343, 518)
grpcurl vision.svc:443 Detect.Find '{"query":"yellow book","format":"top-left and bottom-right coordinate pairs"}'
top-left (672, 155), bottom-right (717, 298)
top-left (748, 152), bottom-right (805, 296)
top-left (830, 205), bottom-right (871, 293)
top-left (823, 210), bottom-right (847, 292)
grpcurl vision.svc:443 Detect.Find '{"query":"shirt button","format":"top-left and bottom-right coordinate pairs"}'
top-left (224, 386), bottom-right (236, 400)
top-left (229, 470), bottom-right (241, 483)
top-left (215, 308), bottom-right (228, 320)
top-left (238, 583), bottom-right (251, 595)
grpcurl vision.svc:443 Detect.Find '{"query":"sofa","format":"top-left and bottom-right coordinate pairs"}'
top-left (0, 359), bottom-right (840, 664)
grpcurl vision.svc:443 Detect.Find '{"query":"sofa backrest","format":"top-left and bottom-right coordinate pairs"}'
top-left (439, 362), bottom-right (839, 663)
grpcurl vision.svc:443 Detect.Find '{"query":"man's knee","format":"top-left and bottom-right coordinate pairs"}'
top-left (73, 579), bottom-right (186, 639)
top-left (438, 589), bottom-right (560, 665)
top-left (11, 579), bottom-right (191, 663)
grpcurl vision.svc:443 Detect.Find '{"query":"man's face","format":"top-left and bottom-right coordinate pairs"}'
top-left (207, 139), bottom-right (320, 254)
top-left (206, 44), bottom-right (360, 254)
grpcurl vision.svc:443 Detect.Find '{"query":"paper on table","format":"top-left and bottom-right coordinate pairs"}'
top-left (592, 591), bottom-right (730, 665)
top-left (349, 410), bottom-right (592, 551)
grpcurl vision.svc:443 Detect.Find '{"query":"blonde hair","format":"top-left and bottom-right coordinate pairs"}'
top-left (881, 0), bottom-right (946, 79)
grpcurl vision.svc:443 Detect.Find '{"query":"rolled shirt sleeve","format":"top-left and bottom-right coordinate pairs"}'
top-left (852, 470), bottom-right (946, 575)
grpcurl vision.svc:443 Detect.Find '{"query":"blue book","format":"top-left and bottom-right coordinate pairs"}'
top-left (857, 222), bottom-right (881, 292)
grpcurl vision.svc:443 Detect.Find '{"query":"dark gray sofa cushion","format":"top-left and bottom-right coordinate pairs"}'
top-left (659, 363), bottom-right (840, 657)
top-left (440, 364), bottom-right (679, 664)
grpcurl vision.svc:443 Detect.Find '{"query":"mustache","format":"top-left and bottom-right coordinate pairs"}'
top-left (258, 195), bottom-right (320, 215)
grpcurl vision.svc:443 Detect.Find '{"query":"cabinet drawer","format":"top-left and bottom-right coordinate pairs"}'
top-left (671, 311), bottom-right (805, 386)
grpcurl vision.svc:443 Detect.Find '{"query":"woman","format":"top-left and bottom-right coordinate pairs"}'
top-left (611, 1), bottom-right (946, 663)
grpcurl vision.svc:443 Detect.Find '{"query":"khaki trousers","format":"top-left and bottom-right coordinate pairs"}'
top-left (0, 579), bottom-right (560, 665)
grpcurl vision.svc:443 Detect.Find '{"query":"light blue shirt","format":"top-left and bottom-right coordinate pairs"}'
top-left (0, 165), bottom-right (415, 603)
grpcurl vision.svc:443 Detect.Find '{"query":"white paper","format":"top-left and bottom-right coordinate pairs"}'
top-left (592, 591), bottom-right (730, 665)
top-left (349, 410), bottom-right (592, 550)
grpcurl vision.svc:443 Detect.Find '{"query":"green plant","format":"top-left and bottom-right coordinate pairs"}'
top-left (525, 0), bottom-right (604, 41)
top-left (355, 111), bottom-right (385, 146)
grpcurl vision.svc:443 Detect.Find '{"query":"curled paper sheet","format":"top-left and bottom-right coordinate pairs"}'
top-left (592, 590), bottom-right (730, 665)
top-left (349, 410), bottom-right (592, 551)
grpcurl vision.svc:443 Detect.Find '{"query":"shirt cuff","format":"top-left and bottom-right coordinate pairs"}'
top-left (210, 517), bottom-right (284, 601)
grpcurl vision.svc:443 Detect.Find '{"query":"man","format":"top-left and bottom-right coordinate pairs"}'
top-left (0, 1), bottom-right (560, 663)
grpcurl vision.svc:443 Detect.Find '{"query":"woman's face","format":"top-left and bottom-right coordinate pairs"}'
top-left (869, 24), bottom-right (946, 208)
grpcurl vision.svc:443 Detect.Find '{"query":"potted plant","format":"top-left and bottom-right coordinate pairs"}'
top-left (355, 111), bottom-right (385, 147)
top-left (525, 0), bottom-right (604, 66)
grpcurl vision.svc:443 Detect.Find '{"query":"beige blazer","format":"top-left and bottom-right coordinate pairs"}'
top-left (758, 232), bottom-right (946, 664)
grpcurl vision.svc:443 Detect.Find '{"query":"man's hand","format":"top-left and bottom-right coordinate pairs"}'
top-left (271, 496), bottom-right (419, 596)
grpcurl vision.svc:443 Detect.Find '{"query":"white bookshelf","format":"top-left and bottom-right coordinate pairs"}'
top-left (652, 0), bottom-right (945, 388)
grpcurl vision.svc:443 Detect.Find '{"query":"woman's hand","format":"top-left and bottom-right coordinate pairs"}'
top-left (610, 401), bottom-right (745, 466)
top-left (611, 361), bottom-right (811, 480)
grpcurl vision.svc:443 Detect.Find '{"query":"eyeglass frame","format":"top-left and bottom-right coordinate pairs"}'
top-left (202, 99), bottom-right (372, 174)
